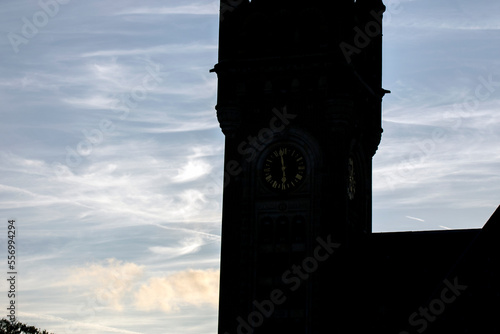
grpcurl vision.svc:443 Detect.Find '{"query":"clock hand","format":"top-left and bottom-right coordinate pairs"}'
top-left (280, 150), bottom-right (286, 182)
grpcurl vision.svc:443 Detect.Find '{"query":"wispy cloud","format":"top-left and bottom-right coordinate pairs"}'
top-left (149, 235), bottom-right (205, 258)
top-left (115, 3), bottom-right (219, 16)
top-left (173, 154), bottom-right (213, 183)
top-left (19, 312), bottom-right (145, 334)
top-left (135, 269), bottom-right (219, 313)
top-left (406, 216), bottom-right (425, 222)
top-left (80, 43), bottom-right (217, 58)
top-left (385, 0), bottom-right (500, 31)
top-left (69, 258), bottom-right (144, 311)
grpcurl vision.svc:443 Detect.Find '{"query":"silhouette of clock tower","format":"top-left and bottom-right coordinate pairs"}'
top-left (212, 0), bottom-right (388, 332)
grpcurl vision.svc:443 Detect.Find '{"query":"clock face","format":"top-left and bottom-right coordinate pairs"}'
top-left (262, 145), bottom-right (306, 192)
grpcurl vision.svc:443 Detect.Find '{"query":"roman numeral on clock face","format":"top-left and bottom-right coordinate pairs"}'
top-left (262, 144), bottom-right (306, 192)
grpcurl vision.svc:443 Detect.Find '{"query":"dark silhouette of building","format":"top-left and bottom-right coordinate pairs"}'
top-left (211, 0), bottom-right (500, 333)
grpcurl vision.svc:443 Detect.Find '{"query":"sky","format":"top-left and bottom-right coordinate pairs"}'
top-left (0, 0), bottom-right (499, 333)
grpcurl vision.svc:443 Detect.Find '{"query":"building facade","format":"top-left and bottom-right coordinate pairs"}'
top-left (211, 1), bottom-right (499, 333)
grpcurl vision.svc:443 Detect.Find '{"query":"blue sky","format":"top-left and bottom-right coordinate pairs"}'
top-left (0, 0), bottom-right (499, 333)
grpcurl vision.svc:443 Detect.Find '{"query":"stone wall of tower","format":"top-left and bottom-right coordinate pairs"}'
top-left (214, 1), bottom-right (387, 333)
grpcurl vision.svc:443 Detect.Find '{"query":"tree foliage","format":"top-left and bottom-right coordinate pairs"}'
top-left (0, 319), bottom-right (54, 334)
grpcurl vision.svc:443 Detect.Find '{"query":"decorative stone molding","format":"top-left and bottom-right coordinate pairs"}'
top-left (216, 103), bottom-right (242, 137)
top-left (324, 96), bottom-right (355, 135)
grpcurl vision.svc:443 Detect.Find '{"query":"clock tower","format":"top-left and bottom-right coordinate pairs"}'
top-left (212, 0), bottom-right (388, 332)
